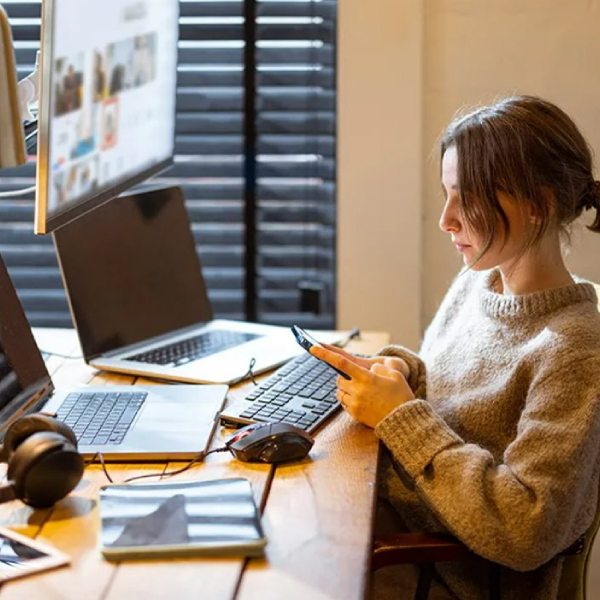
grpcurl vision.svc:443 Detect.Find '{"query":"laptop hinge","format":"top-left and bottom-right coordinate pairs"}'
top-left (0, 379), bottom-right (54, 441)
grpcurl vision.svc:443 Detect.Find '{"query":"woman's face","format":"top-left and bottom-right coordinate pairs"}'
top-left (439, 146), bottom-right (533, 271)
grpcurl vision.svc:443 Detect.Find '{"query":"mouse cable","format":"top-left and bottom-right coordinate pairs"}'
top-left (85, 447), bottom-right (230, 485)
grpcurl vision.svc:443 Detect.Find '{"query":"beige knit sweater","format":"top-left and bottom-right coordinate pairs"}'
top-left (374, 268), bottom-right (600, 600)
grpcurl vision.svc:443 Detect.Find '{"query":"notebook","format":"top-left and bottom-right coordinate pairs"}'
top-left (98, 478), bottom-right (266, 560)
top-left (52, 185), bottom-right (312, 385)
top-left (0, 253), bottom-right (227, 461)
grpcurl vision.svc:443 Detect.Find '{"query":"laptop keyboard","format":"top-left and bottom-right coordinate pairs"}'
top-left (220, 353), bottom-right (340, 433)
top-left (56, 391), bottom-right (147, 446)
top-left (125, 330), bottom-right (260, 367)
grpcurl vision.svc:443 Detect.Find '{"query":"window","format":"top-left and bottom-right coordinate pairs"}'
top-left (0, 0), bottom-right (336, 329)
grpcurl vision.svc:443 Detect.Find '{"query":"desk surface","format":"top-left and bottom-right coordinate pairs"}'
top-left (0, 329), bottom-right (389, 600)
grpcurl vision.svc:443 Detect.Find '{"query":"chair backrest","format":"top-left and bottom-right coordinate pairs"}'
top-left (556, 283), bottom-right (600, 600)
top-left (556, 501), bottom-right (600, 600)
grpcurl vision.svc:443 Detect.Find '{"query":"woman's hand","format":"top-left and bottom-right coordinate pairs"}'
top-left (311, 345), bottom-right (415, 429)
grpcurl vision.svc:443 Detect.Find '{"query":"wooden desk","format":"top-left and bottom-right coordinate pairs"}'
top-left (0, 330), bottom-right (389, 600)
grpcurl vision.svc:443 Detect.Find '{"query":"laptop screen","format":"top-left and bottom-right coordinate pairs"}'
top-left (0, 256), bottom-right (53, 432)
top-left (53, 186), bottom-right (213, 360)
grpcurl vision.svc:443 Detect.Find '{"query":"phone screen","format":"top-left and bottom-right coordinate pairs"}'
top-left (0, 535), bottom-right (48, 565)
top-left (291, 326), bottom-right (351, 380)
top-left (291, 326), bottom-right (321, 351)
top-left (0, 527), bottom-right (69, 582)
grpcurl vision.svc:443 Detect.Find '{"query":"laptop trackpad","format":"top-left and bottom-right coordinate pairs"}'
top-left (138, 385), bottom-right (225, 429)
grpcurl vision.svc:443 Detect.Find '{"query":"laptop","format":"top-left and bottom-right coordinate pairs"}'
top-left (0, 253), bottom-right (227, 461)
top-left (52, 185), bottom-right (307, 385)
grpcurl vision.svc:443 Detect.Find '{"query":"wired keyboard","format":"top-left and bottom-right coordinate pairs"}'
top-left (220, 353), bottom-right (340, 433)
top-left (125, 330), bottom-right (260, 367)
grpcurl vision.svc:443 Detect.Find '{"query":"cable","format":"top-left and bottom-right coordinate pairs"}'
top-left (85, 447), bottom-right (231, 485)
top-left (86, 452), bottom-right (115, 483)
top-left (40, 350), bottom-right (82, 360)
top-left (229, 357), bottom-right (258, 386)
top-left (82, 334), bottom-right (357, 483)
top-left (0, 185), bottom-right (36, 198)
top-left (338, 326), bottom-right (361, 348)
top-left (123, 447), bottom-right (229, 483)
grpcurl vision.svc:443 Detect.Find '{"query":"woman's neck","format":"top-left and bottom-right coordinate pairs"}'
top-left (496, 237), bottom-right (574, 296)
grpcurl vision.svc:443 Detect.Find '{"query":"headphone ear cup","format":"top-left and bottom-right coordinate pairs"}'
top-left (2, 414), bottom-right (77, 461)
top-left (7, 431), bottom-right (84, 509)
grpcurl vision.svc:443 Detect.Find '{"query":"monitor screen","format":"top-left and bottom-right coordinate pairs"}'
top-left (35, 0), bottom-right (179, 234)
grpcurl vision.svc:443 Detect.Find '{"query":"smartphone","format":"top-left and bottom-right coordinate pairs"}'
top-left (0, 526), bottom-right (70, 582)
top-left (291, 326), bottom-right (351, 380)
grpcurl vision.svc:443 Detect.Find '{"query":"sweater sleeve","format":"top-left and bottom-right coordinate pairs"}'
top-left (374, 356), bottom-right (600, 572)
top-left (377, 344), bottom-right (427, 399)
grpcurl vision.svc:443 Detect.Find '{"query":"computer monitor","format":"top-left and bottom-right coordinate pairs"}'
top-left (34, 0), bottom-right (179, 234)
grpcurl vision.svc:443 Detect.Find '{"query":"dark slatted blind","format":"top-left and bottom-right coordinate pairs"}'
top-left (0, 0), bottom-right (336, 329)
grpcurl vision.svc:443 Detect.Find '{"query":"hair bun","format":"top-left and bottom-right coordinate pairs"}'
top-left (582, 180), bottom-right (600, 211)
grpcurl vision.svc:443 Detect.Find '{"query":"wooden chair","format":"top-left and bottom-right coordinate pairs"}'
top-left (371, 527), bottom-right (591, 600)
top-left (371, 283), bottom-right (600, 600)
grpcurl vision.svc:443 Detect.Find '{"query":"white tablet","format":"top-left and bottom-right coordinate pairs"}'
top-left (0, 526), bottom-right (70, 582)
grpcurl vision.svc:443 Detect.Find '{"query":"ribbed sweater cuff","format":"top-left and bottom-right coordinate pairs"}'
top-left (375, 400), bottom-right (462, 479)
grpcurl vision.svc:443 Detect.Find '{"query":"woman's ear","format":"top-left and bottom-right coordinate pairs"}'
top-left (541, 186), bottom-right (557, 214)
top-left (528, 186), bottom-right (556, 223)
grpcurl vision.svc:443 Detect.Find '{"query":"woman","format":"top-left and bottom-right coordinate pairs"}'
top-left (313, 95), bottom-right (600, 599)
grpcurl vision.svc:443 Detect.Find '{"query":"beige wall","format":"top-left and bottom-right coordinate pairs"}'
top-left (337, 0), bottom-right (423, 349)
top-left (338, 0), bottom-right (600, 347)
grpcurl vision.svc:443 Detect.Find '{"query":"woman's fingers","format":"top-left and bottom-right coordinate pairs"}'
top-left (371, 362), bottom-right (403, 381)
top-left (336, 375), bottom-right (353, 393)
top-left (310, 345), bottom-right (367, 380)
top-left (336, 388), bottom-right (349, 405)
top-left (319, 345), bottom-right (409, 379)
top-left (381, 357), bottom-right (410, 379)
top-left (320, 343), bottom-right (372, 368)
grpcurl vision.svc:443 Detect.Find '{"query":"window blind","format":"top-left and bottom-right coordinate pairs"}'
top-left (0, 0), bottom-right (336, 330)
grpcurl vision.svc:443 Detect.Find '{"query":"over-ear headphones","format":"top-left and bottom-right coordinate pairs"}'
top-left (0, 413), bottom-right (84, 508)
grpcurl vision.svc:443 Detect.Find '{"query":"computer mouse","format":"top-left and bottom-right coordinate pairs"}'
top-left (224, 422), bottom-right (314, 464)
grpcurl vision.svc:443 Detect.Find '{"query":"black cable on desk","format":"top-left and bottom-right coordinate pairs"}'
top-left (86, 447), bottom-right (230, 484)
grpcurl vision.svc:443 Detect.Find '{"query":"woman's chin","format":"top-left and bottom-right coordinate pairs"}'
top-left (463, 253), bottom-right (493, 271)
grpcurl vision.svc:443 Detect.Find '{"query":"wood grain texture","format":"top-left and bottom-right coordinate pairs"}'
top-left (237, 413), bottom-right (380, 600)
top-left (236, 332), bottom-right (389, 600)
top-left (0, 330), bottom-right (388, 600)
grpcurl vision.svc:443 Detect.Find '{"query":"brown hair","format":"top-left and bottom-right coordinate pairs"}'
top-left (440, 95), bottom-right (600, 259)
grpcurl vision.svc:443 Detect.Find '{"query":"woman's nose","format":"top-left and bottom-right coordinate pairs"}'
top-left (439, 197), bottom-right (461, 233)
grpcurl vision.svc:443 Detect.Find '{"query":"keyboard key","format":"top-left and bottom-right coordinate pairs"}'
top-left (302, 413), bottom-right (319, 423)
top-left (254, 415), bottom-right (275, 423)
top-left (283, 415), bottom-right (301, 424)
top-left (311, 389), bottom-right (330, 401)
top-left (240, 410), bottom-right (258, 419)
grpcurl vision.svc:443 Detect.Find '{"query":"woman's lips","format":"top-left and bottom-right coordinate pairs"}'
top-left (454, 243), bottom-right (471, 253)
